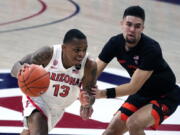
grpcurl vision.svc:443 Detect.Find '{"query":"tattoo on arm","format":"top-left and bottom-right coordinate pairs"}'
top-left (31, 46), bottom-right (53, 67)
top-left (11, 46), bottom-right (53, 78)
top-left (82, 59), bottom-right (97, 105)
top-left (20, 46), bottom-right (53, 67)
top-left (83, 67), bottom-right (97, 92)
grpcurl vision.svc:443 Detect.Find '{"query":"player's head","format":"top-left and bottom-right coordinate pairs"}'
top-left (63, 29), bottom-right (87, 44)
top-left (121, 6), bottom-right (145, 47)
top-left (123, 5), bottom-right (145, 21)
top-left (62, 29), bottom-right (88, 68)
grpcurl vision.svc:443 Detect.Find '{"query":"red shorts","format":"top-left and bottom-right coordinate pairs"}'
top-left (119, 87), bottom-right (179, 129)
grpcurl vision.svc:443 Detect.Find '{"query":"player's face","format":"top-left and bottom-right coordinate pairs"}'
top-left (121, 16), bottom-right (144, 47)
top-left (63, 38), bottom-right (87, 68)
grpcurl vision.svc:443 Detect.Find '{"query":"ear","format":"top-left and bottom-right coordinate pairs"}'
top-left (62, 44), bottom-right (67, 53)
top-left (142, 25), bottom-right (145, 31)
top-left (62, 44), bottom-right (66, 50)
top-left (141, 24), bottom-right (145, 32)
top-left (120, 20), bottom-right (123, 25)
top-left (120, 20), bottom-right (124, 27)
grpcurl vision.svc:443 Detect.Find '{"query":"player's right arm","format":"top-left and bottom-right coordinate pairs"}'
top-left (11, 46), bottom-right (53, 78)
top-left (96, 58), bottom-right (108, 78)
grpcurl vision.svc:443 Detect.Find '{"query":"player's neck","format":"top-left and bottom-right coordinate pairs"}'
top-left (62, 53), bottom-right (72, 69)
top-left (125, 37), bottom-right (141, 51)
top-left (125, 43), bottom-right (137, 51)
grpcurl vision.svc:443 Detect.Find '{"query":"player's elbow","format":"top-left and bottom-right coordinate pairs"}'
top-left (11, 61), bottom-right (22, 78)
top-left (128, 82), bottom-right (142, 95)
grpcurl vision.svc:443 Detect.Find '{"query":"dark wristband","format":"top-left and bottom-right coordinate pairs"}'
top-left (106, 88), bottom-right (116, 98)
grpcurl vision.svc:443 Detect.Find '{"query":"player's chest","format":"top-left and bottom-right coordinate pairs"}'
top-left (49, 71), bottom-right (82, 85)
top-left (117, 52), bottom-right (141, 70)
top-left (46, 71), bottom-right (82, 98)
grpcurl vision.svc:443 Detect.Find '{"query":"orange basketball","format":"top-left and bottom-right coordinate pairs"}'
top-left (18, 64), bottom-right (50, 97)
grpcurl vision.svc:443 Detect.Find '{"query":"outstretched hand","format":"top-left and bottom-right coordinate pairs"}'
top-left (91, 87), bottom-right (103, 99)
top-left (91, 86), bottom-right (107, 99)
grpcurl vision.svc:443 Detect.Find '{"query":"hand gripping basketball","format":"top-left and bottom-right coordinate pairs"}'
top-left (18, 64), bottom-right (50, 97)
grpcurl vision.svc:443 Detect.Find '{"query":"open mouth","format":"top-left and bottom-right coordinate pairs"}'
top-left (128, 34), bottom-right (135, 38)
top-left (75, 58), bottom-right (83, 63)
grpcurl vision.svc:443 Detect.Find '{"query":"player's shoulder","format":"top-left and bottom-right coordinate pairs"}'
top-left (85, 57), bottom-right (97, 70)
top-left (35, 45), bottom-right (53, 54)
top-left (109, 33), bottom-right (124, 43)
top-left (86, 57), bottom-right (96, 66)
top-left (141, 34), bottom-right (161, 50)
top-left (31, 45), bottom-right (54, 66)
top-left (140, 34), bottom-right (162, 56)
top-left (105, 33), bottom-right (124, 50)
top-left (141, 34), bottom-right (159, 46)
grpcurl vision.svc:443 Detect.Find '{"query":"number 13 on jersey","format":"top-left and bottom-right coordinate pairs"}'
top-left (53, 84), bottom-right (70, 97)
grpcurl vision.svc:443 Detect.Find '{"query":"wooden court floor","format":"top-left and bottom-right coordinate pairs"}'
top-left (0, 0), bottom-right (180, 134)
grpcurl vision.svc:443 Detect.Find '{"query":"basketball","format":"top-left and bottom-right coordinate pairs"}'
top-left (17, 64), bottom-right (50, 97)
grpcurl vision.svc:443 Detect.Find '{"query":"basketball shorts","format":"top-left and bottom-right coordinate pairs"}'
top-left (119, 86), bottom-right (180, 129)
top-left (22, 95), bottom-right (65, 131)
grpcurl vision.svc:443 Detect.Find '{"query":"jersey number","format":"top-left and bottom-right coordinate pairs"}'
top-left (53, 84), bottom-right (70, 97)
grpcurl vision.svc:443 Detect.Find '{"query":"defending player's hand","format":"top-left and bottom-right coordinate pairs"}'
top-left (80, 105), bottom-right (93, 120)
top-left (91, 87), bottom-right (105, 99)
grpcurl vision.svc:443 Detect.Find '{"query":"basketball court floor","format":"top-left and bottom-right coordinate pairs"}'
top-left (0, 0), bottom-right (180, 134)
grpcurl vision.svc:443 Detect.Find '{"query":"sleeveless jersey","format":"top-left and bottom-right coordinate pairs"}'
top-left (30, 45), bottom-right (88, 109)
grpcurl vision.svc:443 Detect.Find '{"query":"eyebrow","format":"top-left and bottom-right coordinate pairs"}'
top-left (126, 21), bottom-right (142, 26)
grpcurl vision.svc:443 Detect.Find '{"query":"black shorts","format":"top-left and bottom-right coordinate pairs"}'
top-left (119, 86), bottom-right (180, 129)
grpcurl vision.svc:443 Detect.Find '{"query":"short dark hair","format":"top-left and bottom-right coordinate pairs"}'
top-left (63, 29), bottom-right (86, 44)
top-left (123, 6), bottom-right (145, 21)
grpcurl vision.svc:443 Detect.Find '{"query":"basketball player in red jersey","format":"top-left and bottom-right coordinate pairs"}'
top-left (11, 29), bottom-right (97, 135)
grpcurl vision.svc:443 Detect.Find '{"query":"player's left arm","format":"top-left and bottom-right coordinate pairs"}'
top-left (94, 68), bottom-right (153, 98)
top-left (115, 68), bottom-right (153, 96)
top-left (11, 46), bottom-right (53, 78)
top-left (81, 57), bottom-right (97, 105)
top-left (79, 57), bottom-right (97, 120)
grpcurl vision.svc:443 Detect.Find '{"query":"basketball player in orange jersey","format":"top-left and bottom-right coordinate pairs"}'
top-left (11, 29), bottom-right (97, 135)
